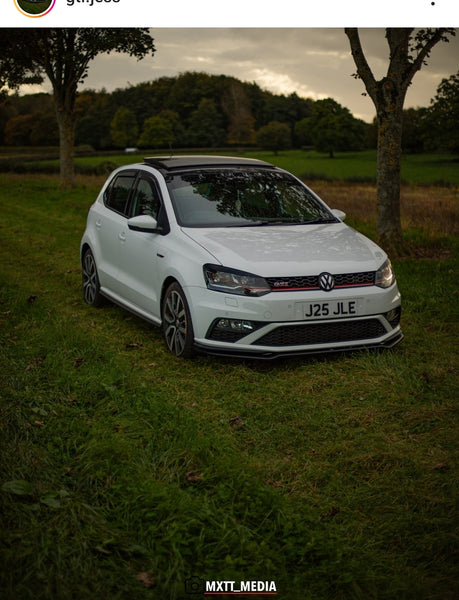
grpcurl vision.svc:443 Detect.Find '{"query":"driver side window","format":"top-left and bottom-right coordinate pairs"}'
top-left (131, 178), bottom-right (160, 220)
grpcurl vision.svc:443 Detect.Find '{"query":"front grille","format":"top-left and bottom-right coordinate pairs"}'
top-left (208, 329), bottom-right (244, 343)
top-left (334, 272), bottom-right (375, 286)
top-left (266, 271), bottom-right (375, 291)
top-left (252, 319), bottom-right (386, 347)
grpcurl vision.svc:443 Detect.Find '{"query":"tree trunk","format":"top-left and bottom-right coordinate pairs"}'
top-left (55, 105), bottom-right (75, 188)
top-left (376, 101), bottom-right (403, 249)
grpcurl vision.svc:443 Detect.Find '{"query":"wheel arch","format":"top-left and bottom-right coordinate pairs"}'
top-left (80, 242), bottom-right (92, 265)
top-left (160, 276), bottom-right (179, 312)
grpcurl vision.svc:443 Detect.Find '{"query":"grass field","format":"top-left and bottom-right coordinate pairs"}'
top-left (2, 149), bottom-right (459, 186)
top-left (86, 150), bottom-right (459, 185)
top-left (0, 173), bottom-right (458, 599)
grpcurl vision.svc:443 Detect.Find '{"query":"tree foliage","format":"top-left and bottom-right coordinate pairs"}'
top-left (422, 71), bottom-right (459, 153)
top-left (3, 64), bottom-right (456, 166)
top-left (110, 107), bottom-right (139, 148)
top-left (185, 98), bottom-right (226, 147)
top-left (1, 71), bottom-right (337, 152)
top-left (294, 98), bottom-right (365, 158)
top-left (256, 121), bottom-right (291, 155)
top-left (222, 79), bottom-right (256, 145)
top-left (138, 114), bottom-right (175, 148)
top-left (0, 29), bottom-right (155, 187)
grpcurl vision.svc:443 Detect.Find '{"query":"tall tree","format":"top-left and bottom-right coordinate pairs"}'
top-left (138, 114), bottom-right (175, 149)
top-left (422, 71), bottom-right (459, 154)
top-left (185, 98), bottom-right (226, 147)
top-left (222, 79), bottom-right (256, 145)
top-left (295, 98), bottom-right (366, 158)
top-left (256, 121), bottom-right (291, 155)
top-left (110, 107), bottom-right (139, 148)
top-left (0, 29), bottom-right (155, 187)
top-left (345, 28), bottom-right (454, 250)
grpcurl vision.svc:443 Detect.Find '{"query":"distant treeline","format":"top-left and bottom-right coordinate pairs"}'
top-left (0, 70), bottom-right (455, 154)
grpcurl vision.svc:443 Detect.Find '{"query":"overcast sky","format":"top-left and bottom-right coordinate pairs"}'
top-left (29, 28), bottom-right (459, 123)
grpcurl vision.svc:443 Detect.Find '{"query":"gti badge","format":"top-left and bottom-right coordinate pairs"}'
top-left (319, 272), bottom-right (335, 292)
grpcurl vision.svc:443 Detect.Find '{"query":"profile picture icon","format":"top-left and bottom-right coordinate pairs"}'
top-left (15, 0), bottom-right (55, 17)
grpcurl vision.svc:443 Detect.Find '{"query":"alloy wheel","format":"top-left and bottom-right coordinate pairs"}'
top-left (162, 284), bottom-right (194, 357)
top-left (82, 250), bottom-right (103, 306)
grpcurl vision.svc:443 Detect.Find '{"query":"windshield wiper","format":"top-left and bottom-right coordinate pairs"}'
top-left (224, 216), bottom-right (337, 227)
top-left (296, 217), bottom-right (338, 224)
top-left (251, 217), bottom-right (337, 226)
top-left (224, 220), bottom-right (270, 227)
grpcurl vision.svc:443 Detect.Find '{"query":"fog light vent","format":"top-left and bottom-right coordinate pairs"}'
top-left (385, 307), bottom-right (401, 328)
top-left (207, 318), bottom-right (263, 342)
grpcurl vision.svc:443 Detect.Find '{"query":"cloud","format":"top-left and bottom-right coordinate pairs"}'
top-left (249, 68), bottom-right (328, 100)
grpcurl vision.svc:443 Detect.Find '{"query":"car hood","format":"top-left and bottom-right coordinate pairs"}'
top-left (182, 223), bottom-right (386, 276)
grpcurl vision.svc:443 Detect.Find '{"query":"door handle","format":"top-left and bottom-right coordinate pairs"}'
top-left (95, 220), bottom-right (102, 229)
top-left (118, 232), bottom-right (126, 242)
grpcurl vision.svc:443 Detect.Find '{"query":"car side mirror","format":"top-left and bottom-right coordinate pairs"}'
top-left (128, 215), bottom-right (161, 233)
top-left (331, 209), bottom-right (346, 221)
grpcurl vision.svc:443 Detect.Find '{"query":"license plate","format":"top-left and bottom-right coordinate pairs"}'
top-left (295, 299), bottom-right (362, 320)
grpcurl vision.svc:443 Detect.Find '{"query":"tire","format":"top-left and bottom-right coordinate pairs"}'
top-left (162, 282), bottom-right (194, 358)
top-left (82, 248), bottom-right (105, 307)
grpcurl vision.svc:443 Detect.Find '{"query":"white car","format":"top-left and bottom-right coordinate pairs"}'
top-left (80, 156), bottom-right (402, 358)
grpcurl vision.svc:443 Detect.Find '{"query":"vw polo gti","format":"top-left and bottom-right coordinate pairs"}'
top-left (80, 156), bottom-right (402, 358)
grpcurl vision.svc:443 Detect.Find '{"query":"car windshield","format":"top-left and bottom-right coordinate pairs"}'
top-left (166, 168), bottom-right (336, 227)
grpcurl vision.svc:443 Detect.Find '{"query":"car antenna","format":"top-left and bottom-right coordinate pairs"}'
top-left (169, 143), bottom-right (174, 159)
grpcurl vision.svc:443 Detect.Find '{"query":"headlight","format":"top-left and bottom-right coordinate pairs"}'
top-left (375, 259), bottom-right (395, 288)
top-left (203, 264), bottom-right (270, 297)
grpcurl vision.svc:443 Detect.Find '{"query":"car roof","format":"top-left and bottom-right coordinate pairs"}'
top-left (142, 155), bottom-right (276, 173)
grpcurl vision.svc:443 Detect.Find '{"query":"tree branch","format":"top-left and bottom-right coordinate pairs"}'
top-left (406, 28), bottom-right (454, 84)
top-left (344, 28), bottom-right (377, 104)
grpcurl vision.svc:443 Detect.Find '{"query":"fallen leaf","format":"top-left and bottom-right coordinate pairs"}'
top-left (229, 416), bottom-right (245, 430)
top-left (432, 462), bottom-right (449, 471)
top-left (25, 355), bottom-right (46, 371)
top-left (264, 479), bottom-right (283, 488)
top-left (136, 571), bottom-right (156, 588)
top-left (319, 506), bottom-right (340, 521)
top-left (185, 471), bottom-right (204, 483)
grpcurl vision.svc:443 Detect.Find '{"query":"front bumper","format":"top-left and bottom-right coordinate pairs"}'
top-left (185, 283), bottom-right (402, 359)
top-left (195, 329), bottom-right (403, 359)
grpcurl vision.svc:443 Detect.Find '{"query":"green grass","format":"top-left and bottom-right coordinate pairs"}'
top-left (2, 149), bottom-right (459, 185)
top-left (0, 174), bottom-right (458, 599)
top-left (79, 149), bottom-right (459, 185)
top-left (258, 150), bottom-right (459, 186)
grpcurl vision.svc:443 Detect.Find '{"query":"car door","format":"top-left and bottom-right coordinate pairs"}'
top-left (115, 175), bottom-right (165, 320)
top-left (95, 171), bottom-right (137, 294)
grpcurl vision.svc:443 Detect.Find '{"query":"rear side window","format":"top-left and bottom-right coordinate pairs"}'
top-left (104, 173), bottom-right (136, 216)
top-left (131, 178), bottom-right (161, 220)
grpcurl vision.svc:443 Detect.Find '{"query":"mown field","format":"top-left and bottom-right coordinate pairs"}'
top-left (1, 149), bottom-right (459, 186)
top-left (0, 168), bottom-right (458, 600)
